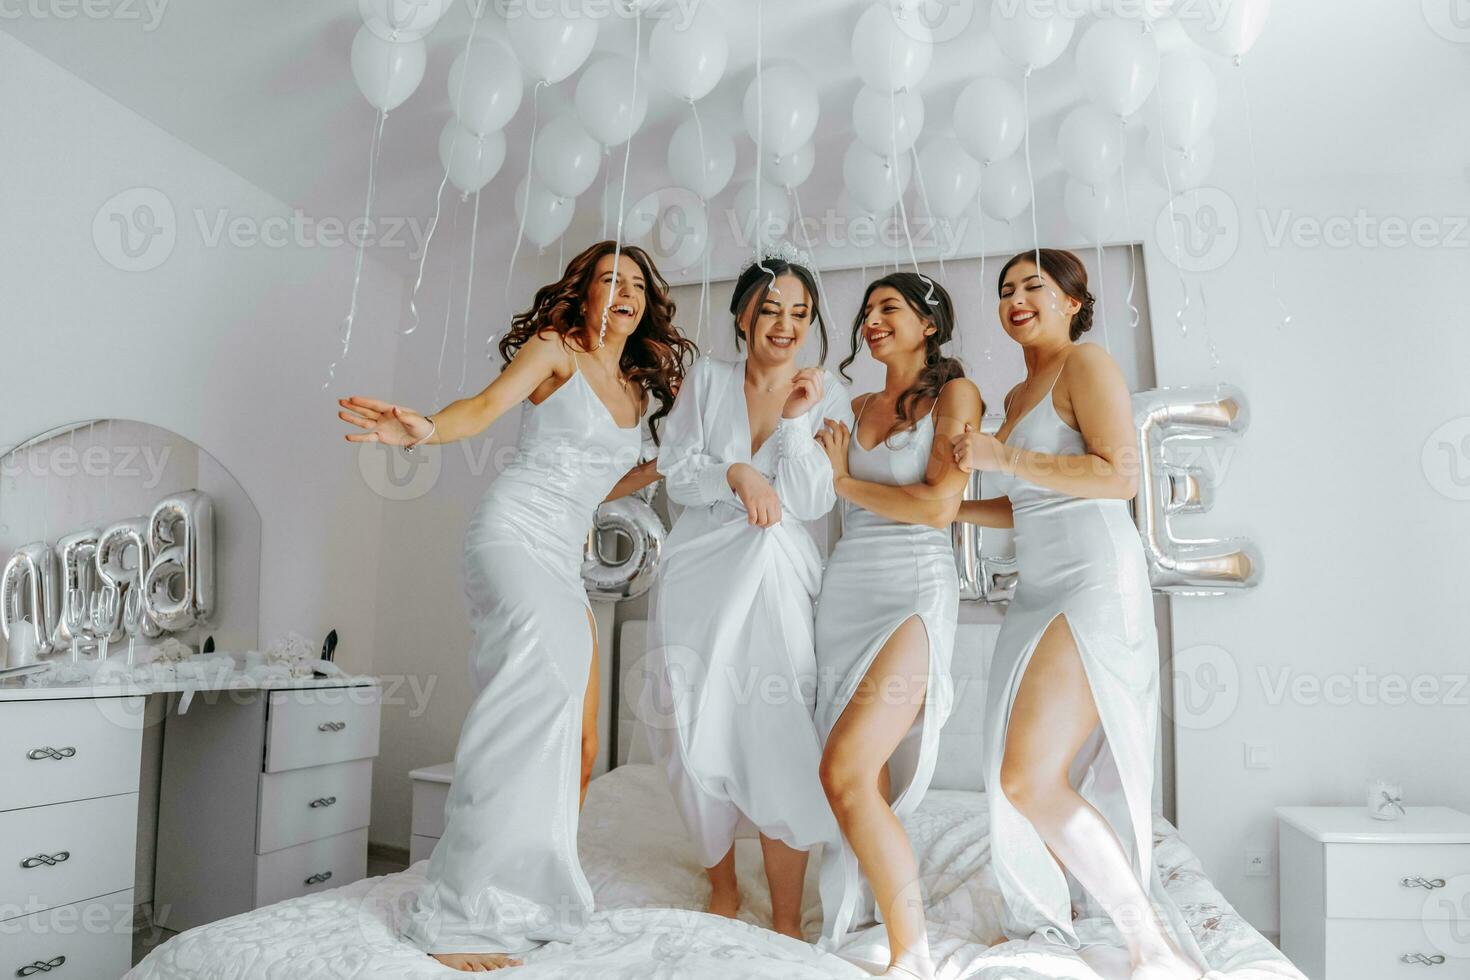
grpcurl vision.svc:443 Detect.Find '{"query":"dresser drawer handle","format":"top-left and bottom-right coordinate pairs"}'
top-left (1401, 953), bottom-right (1447, 966)
top-left (25, 747), bottom-right (76, 761)
top-left (308, 796), bottom-right (338, 809)
top-left (1401, 876), bottom-right (1448, 890)
top-left (304, 870), bottom-right (333, 886)
top-left (317, 721), bottom-right (347, 733)
top-left (20, 851), bottom-right (70, 869)
top-left (16, 956), bottom-right (66, 976)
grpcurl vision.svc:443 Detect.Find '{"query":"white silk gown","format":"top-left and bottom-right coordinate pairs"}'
top-left (401, 362), bottom-right (643, 956)
top-left (646, 355), bottom-right (852, 869)
top-left (981, 373), bottom-right (1205, 963)
top-left (814, 392), bottom-right (959, 946)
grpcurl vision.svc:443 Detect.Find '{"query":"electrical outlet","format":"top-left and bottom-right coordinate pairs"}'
top-left (1244, 743), bottom-right (1275, 770)
top-left (1244, 849), bottom-right (1272, 877)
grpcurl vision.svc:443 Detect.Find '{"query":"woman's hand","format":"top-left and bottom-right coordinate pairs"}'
top-left (952, 424), bottom-right (1010, 473)
top-left (338, 396), bottom-right (434, 448)
top-left (781, 368), bottom-right (825, 419)
top-left (727, 462), bottom-right (782, 527)
top-left (815, 418), bottom-right (851, 482)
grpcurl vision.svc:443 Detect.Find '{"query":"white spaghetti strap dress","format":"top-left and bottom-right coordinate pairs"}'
top-left (401, 359), bottom-right (643, 955)
top-left (813, 391), bottom-right (959, 946)
top-left (982, 371), bottom-right (1204, 962)
top-left (645, 355), bottom-right (851, 868)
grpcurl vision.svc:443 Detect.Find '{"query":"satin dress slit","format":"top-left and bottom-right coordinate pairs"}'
top-left (981, 369), bottom-right (1205, 964)
top-left (814, 390), bottom-right (959, 947)
top-left (401, 357), bottom-right (643, 956)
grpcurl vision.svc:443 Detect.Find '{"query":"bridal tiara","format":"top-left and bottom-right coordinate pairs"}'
top-left (740, 240), bottom-right (814, 275)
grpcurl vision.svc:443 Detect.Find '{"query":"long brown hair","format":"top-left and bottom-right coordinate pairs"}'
top-left (498, 241), bottom-right (696, 442)
top-left (997, 248), bottom-right (1095, 341)
top-left (839, 272), bottom-right (971, 434)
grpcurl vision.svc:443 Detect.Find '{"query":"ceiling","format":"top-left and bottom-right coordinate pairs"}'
top-left (5, 0), bottom-right (1467, 279)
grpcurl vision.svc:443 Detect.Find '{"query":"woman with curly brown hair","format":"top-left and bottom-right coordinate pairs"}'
top-left (338, 240), bottom-right (695, 972)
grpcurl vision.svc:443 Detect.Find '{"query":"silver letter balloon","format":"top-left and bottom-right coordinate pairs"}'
top-left (581, 488), bottom-right (665, 602)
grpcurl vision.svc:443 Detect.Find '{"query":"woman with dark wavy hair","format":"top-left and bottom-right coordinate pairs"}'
top-left (646, 249), bottom-right (849, 940)
top-left (954, 249), bottom-right (1204, 980)
top-left (812, 271), bottom-right (981, 977)
top-left (338, 240), bottom-right (694, 972)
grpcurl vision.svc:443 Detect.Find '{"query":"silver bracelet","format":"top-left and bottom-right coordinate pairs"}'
top-left (402, 416), bottom-right (436, 455)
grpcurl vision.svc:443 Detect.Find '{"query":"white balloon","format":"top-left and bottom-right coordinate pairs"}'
top-left (766, 142), bottom-right (816, 190)
top-left (1184, 0), bottom-right (1270, 59)
top-left (514, 176), bottom-right (575, 249)
top-left (576, 56), bottom-right (649, 147)
top-left (977, 155), bottom-right (1032, 222)
top-left (850, 1), bottom-right (933, 92)
top-left (448, 40), bottom-right (523, 136)
top-left (602, 176), bottom-right (661, 241)
top-left (1063, 176), bottom-right (1126, 240)
top-left (507, 6), bottom-right (598, 84)
top-left (953, 77), bottom-right (1025, 165)
top-left (438, 120), bottom-right (506, 195)
top-left (989, 3), bottom-right (1076, 70)
top-left (731, 180), bottom-right (791, 247)
top-left (649, 4), bottom-right (728, 101)
top-left (916, 137), bottom-right (980, 219)
top-left (667, 119), bottom-right (736, 199)
top-left (853, 85), bottom-right (925, 156)
top-left (843, 141), bottom-right (913, 214)
top-left (1057, 103), bottom-right (1125, 186)
top-left (642, 188), bottom-right (709, 273)
top-left (533, 114), bottom-right (601, 198)
top-left (1075, 17), bottom-right (1160, 117)
top-left (1151, 132), bottom-right (1215, 189)
top-left (743, 63), bottom-right (819, 157)
top-left (350, 26), bottom-right (426, 112)
top-left (358, 0), bottom-right (446, 42)
top-left (1156, 52), bottom-right (1217, 149)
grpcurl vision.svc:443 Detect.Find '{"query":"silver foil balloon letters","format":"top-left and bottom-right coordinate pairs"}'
top-left (1, 542), bottom-right (59, 658)
top-left (1132, 384), bottom-right (1263, 594)
top-left (96, 517), bottom-right (160, 640)
top-left (143, 491), bottom-right (215, 631)
top-left (582, 487), bottom-right (665, 602)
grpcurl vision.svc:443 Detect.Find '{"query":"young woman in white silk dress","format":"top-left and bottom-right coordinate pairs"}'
top-left (337, 241), bottom-right (694, 973)
top-left (812, 272), bottom-right (982, 979)
top-left (953, 249), bottom-right (1206, 980)
top-left (646, 256), bottom-right (850, 939)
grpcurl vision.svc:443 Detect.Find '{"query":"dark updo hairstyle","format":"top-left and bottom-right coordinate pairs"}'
top-left (997, 248), bottom-right (1095, 342)
top-left (839, 272), bottom-right (972, 433)
top-left (498, 240), bottom-right (697, 444)
top-left (728, 258), bottom-right (830, 365)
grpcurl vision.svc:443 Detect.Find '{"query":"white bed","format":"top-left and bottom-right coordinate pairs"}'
top-left (127, 620), bottom-right (1305, 979)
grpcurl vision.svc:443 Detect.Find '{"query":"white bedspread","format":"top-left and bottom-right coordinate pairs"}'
top-left (127, 765), bottom-right (1304, 979)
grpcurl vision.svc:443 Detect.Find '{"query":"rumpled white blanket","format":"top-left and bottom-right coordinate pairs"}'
top-left (127, 765), bottom-right (1304, 980)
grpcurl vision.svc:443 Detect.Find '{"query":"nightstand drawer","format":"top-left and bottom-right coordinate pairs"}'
top-left (1326, 843), bottom-right (1470, 919)
top-left (0, 794), bottom-right (138, 919)
top-left (264, 686), bottom-right (380, 773)
top-left (1325, 918), bottom-right (1469, 978)
top-left (0, 697), bottom-right (144, 811)
top-left (0, 888), bottom-right (134, 979)
top-left (254, 826), bottom-right (367, 908)
top-left (257, 758), bottom-right (372, 854)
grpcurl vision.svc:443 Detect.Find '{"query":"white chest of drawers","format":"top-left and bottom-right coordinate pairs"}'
top-left (1278, 805), bottom-right (1470, 980)
top-left (0, 695), bottom-right (144, 980)
top-left (154, 680), bottom-right (381, 933)
top-left (408, 762), bottom-right (454, 866)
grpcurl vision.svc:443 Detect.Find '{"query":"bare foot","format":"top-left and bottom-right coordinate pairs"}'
top-left (430, 952), bottom-right (523, 971)
top-left (706, 886), bottom-right (740, 920)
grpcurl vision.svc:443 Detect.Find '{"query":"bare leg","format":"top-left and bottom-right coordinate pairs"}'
top-left (759, 835), bottom-right (809, 939)
top-left (998, 615), bottom-right (1200, 980)
top-left (820, 616), bottom-right (934, 979)
top-left (706, 845), bottom-right (741, 918)
top-left (580, 608), bottom-right (600, 810)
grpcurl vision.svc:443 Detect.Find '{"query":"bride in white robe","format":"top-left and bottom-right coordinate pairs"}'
top-left (646, 257), bottom-right (851, 940)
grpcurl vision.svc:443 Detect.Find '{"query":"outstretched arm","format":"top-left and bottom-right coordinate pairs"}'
top-left (817, 379), bottom-right (983, 530)
top-left (338, 331), bottom-right (567, 447)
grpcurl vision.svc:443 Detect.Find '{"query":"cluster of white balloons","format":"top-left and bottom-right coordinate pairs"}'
top-left (351, 0), bottom-right (448, 112)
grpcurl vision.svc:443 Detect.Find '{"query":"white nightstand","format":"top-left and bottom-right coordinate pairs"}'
top-left (409, 762), bottom-right (454, 865)
top-left (1278, 805), bottom-right (1470, 980)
